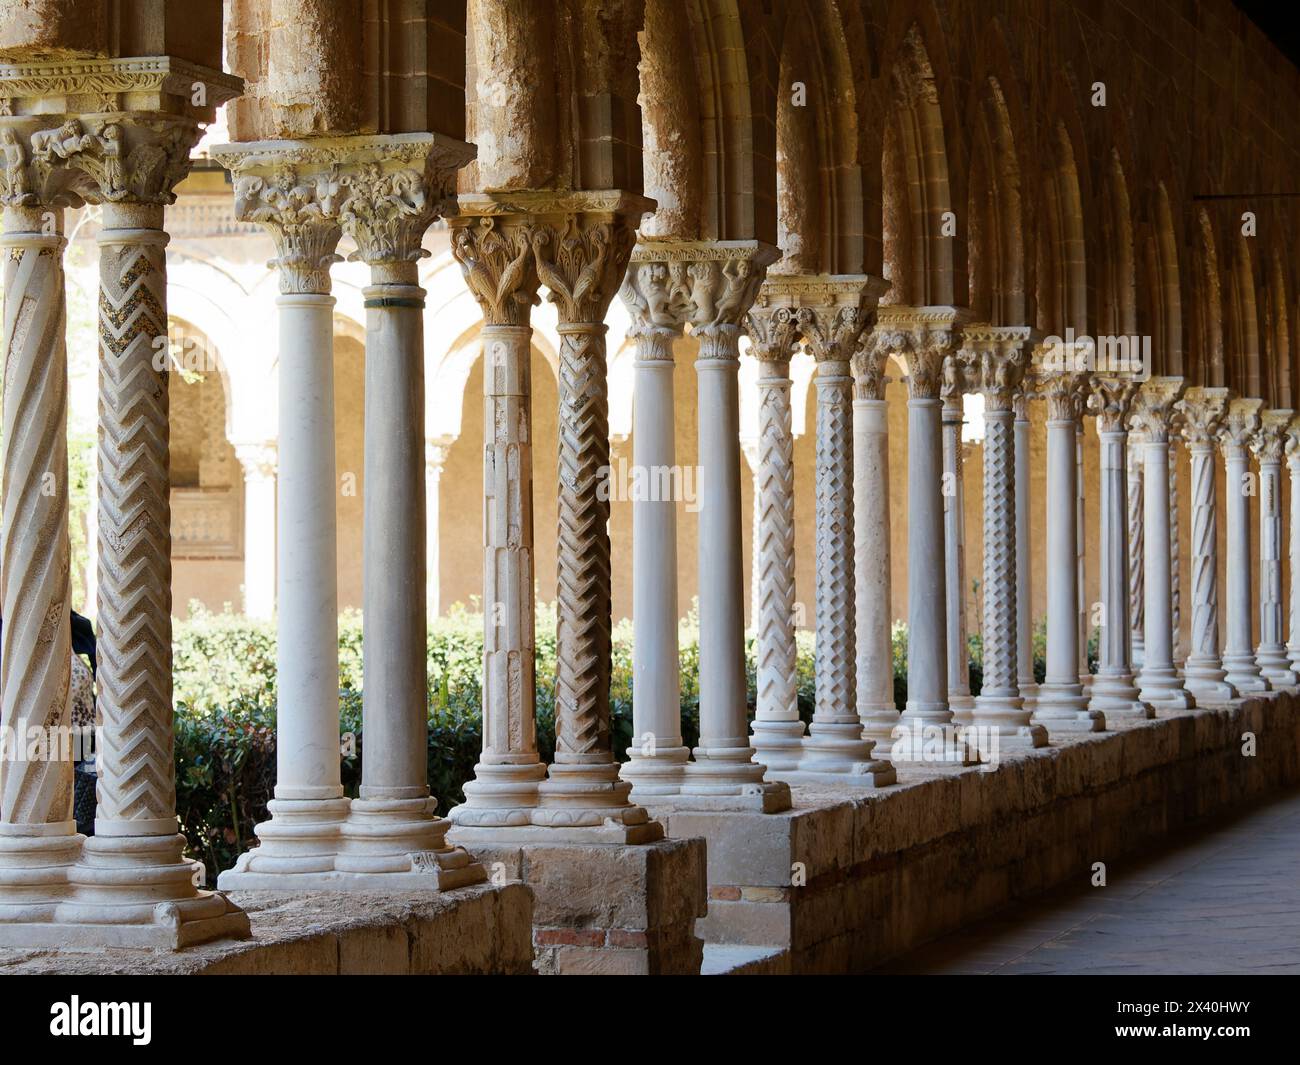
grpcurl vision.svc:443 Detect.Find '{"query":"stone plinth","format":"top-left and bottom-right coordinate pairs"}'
top-left (651, 691), bottom-right (1300, 973)
top-left (0, 883), bottom-right (534, 975)
top-left (460, 837), bottom-right (707, 975)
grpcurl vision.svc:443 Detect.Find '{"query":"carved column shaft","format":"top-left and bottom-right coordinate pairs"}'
top-left (1128, 432), bottom-right (1146, 668)
top-left (1288, 436), bottom-right (1300, 672)
top-left (1219, 399), bottom-right (1269, 693)
top-left (1014, 394), bottom-right (1037, 703)
top-left (942, 377), bottom-right (973, 717)
top-left (1252, 411), bottom-right (1297, 685)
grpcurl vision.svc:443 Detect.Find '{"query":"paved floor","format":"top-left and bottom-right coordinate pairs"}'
top-left (876, 787), bottom-right (1300, 975)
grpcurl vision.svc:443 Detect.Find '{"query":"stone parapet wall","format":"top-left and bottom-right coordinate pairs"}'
top-left (656, 692), bottom-right (1300, 974)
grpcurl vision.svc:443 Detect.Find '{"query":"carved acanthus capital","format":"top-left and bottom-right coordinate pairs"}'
top-left (1175, 386), bottom-right (1231, 449)
top-left (744, 303), bottom-right (801, 364)
top-left (1287, 416), bottom-right (1300, 471)
top-left (957, 325), bottom-right (1032, 412)
top-left (449, 215), bottom-right (539, 326)
top-left (1128, 376), bottom-right (1186, 442)
top-left (1088, 375), bottom-right (1142, 433)
top-left (621, 250), bottom-right (691, 346)
top-left (1031, 353), bottom-right (1090, 422)
top-left (1219, 396), bottom-right (1263, 458)
top-left (870, 305), bottom-right (971, 399)
top-left (850, 332), bottom-right (892, 401)
top-left (1252, 408), bottom-right (1294, 466)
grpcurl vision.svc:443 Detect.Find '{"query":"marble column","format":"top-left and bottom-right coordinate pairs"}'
top-left (876, 307), bottom-right (970, 761)
top-left (1076, 422), bottom-right (1092, 689)
top-left (853, 337), bottom-right (902, 757)
top-left (1169, 437), bottom-right (1184, 669)
top-left (960, 326), bottom-right (1046, 751)
top-left (235, 443), bottom-right (277, 620)
top-left (1131, 377), bottom-right (1195, 710)
top-left (215, 142), bottom-right (352, 882)
top-left (0, 201), bottom-right (81, 921)
top-left (1219, 398), bottom-right (1271, 693)
top-left (529, 197), bottom-right (661, 836)
top-left (1014, 392), bottom-right (1039, 706)
top-left (942, 369), bottom-right (974, 720)
top-left (1086, 376), bottom-right (1153, 719)
top-left (1287, 419), bottom-right (1300, 673)
top-left (680, 243), bottom-right (789, 811)
top-left (797, 282), bottom-right (893, 784)
top-left (741, 292), bottom-right (804, 772)
top-left (1031, 355), bottom-right (1104, 732)
top-left (1252, 409), bottom-right (1298, 686)
top-left (334, 137), bottom-right (485, 886)
top-left (1128, 431), bottom-right (1146, 670)
top-left (1175, 388), bottom-right (1237, 702)
top-left (620, 252), bottom-right (693, 792)
top-left (424, 438), bottom-right (452, 617)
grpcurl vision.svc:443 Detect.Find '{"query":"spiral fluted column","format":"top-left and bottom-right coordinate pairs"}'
top-left (942, 372), bottom-right (974, 720)
top-left (1129, 431), bottom-right (1146, 670)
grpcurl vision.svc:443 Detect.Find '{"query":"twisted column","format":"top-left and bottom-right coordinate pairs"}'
top-left (941, 365), bottom-right (974, 720)
top-left (1176, 388), bottom-right (1236, 702)
top-left (960, 326), bottom-right (1045, 751)
top-left (742, 294), bottom-right (803, 771)
top-left (854, 338), bottom-right (901, 756)
top-left (797, 284), bottom-right (892, 783)
top-left (1128, 431), bottom-right (1146, 669)
top-left (1131, 377), bottom-right (1195, 710)
top-left (619, 253), bottom-right (692, 794)
top-left (1031, 354), bottom-right (1104, 732)
top-left (1252, 409), bottom-right (1298, 686)
top-left (1219, 398), bottom-right (1270, 693)
top-left (1077, 422), bottom-right (1091, 689)
top-left (1014, 392), bottom-right (1038, 706)
top-left (1086, 376), bottom-right (1152, 718)
top-left (0, 204), bottom-right (80, 920)
top-left (1288, 421), bottom-right (1300, 673)
top-left (1169, 436), bottom-right (1183, 667)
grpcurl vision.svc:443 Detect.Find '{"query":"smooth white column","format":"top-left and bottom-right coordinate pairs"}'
top-left (424, 439), bottom-right (451, 618)
top-left (1288, 425), bottom-right (1300, 673)
top-left (1014, 394), bottom-right (1038, 706)
top-left (1087, 377), bottom-right (1152, 718)
top-left (1178, 388), bottom-right (1236, 701)
top-left (1253, 410), bottom-right (1298, 686)
top-left (853, 346), bottom-right (901, 756)
top-left (1219, 399), bottom-right (1270, 693)
top-left (942, 387), bottom-right (974, 720)
top-left (1076, 422), bottom-right (1092, 689)
top-left (1132, 378), bottom-right (1195, 710)
top-left (621, 259), bottom-right (691, 793)
top-left (235, 443), bottom-right (277, 620)
top-left (1032, 367), bottom-right (1103, 731)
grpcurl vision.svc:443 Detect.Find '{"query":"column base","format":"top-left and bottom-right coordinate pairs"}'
top-left (1221, 656), bottom-right (1272, 693)
top-left (860, 706), bottom-right (902, 760)
top-left (0, 825), bottom-right (82, 922)
top-left (1032, 685), bottom-right (1106, 731)
top-left (1255, 649), bottom-right (1298, 687)
top-left (1182, 671), bottom-right (1239, 703)
top-left (798, 720), bottom-right (882, 775)
top-left (887, 721), bottom-right (977, 765)
top-left (774, 761), bottom-right (898, 788)
top-left (961, 722), bottom-right (1049, 758)
top-left (1016, 680), bottom-right (1039, 710)
top-left (643, 778), bottom-right (793, 814)
top-left (447, 761), bottom-right (548, 829)
top-left (618, 746), bottom-right (691, 795)
top-left (1136, 667), bottom-right (1197, 710)
top-left (228, 796), bottom-right (351, 874)
top-left (749, 719), bottom-right (806, 772)
top-left (1087, 675), bottom-right (1154, 718)
top-left (1288, 647), bottom-right (1300, 672)
top-left (948, 693), bottom-right (975, 725)
top-left (449, 819), bottom-right (666, 846)
top-left (534, 761), bottom-right (653, 829)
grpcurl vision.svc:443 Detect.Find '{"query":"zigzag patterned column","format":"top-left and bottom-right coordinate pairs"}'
top-left (620, 252), bottom-right (692, 794)
top-left (1252, 409), bottom-right (1297, 686)
top-left (798, 280), bottom-right (892, 783)
top-left (1087, 376), bottom-right (1152, 719)
top-left (1132, 377), bottom-right (1196, 710)
top-left (1177, 388), bottom-right (1236, 701)
top-left (743, 292), bottom-right (803, 771)
top-left (1128, 431), bottom-right (1146, 669)
top-left (0, 204), bottom-right (80, 922)
top-left (531, 199), bottom-right (661, 838)
top-left (853, 337), bottom-right (902, 757)
top-left (961, 326), bottom-right (1046, 752)
top-left (1219, 398), bottom-right (1270, 693)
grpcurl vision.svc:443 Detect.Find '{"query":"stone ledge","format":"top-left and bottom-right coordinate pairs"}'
top-left (0, 882), bottom-right (535, 975)
top-left (649, 691), bottom-right (1300, 973)
top-left (461, 836), bottom-right (708, 975)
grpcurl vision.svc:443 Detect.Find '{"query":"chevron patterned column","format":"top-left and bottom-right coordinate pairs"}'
top-left (1132, 377), bottom-right (1196, 710)
top-left (1087, 375), bottom-right (1153, 719)
top-left (0, 204), bottom-right (81, 922)
top-left (797, 280), bottom-right (893, 784)
top-left (530, 198), bottom-right (661, 839)
top-left (743, 290), bottom-right (804, 772)
top-left (961, 326), bottom-right (1046, 753)
top-left (1219, 398), bottom-right (1271, 693)
top-left (1252, 409), bottom-right (1298, 686)
top-left (1175, 388), bottom-right (1236, 701)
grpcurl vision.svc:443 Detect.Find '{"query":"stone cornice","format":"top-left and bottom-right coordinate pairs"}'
top-left (456, 188), bottom-right (654, 226)
top-left (0, 56), bottom-right (242, 124)
top-left (1252, 408), bottom-right (1294, 466)
top-left (1175, 386), bottom-right (1231, 448)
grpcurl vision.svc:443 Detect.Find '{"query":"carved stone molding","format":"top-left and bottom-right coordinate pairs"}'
top-left (957, 324), bottom-right (1032, 412)
top-left (1176, 387), bottom-right (1231, 449)
top-left (1219, 396), bottom-right (1264, 457)
top-left (621, 251), bottom-right (691, 349)
top-left (868, 305), bottom-right (971, 399)
top-left (1129, 377), bottom-right (1185, 442)
top-left (1253, 408), bottom-right (1294, 466)
top-left (1089, 374), bottom-right (1142, 433)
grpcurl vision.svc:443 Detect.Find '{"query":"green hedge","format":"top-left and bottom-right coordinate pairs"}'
top-left (172, 602), bottom-right (1058, 882)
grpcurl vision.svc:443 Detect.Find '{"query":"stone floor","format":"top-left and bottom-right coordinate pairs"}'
top-left (875, 785), bottom-right (1300, 975)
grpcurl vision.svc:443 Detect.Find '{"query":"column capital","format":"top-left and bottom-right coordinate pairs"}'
top-left (1286, 415), bottom-right (1300, 470)
top-left (1088, 374), bottom-right (1143, 433)
top-left (1252, 408), bottom-right (1294, 465)
top-left (622, 247), bottom-right (690, 347)
top-left (1218, 395), bottom-right (1264, 456)
top-left (1176, 386), bottom-right (1231, 448)
top-left (667, 239), bottom-right (780, 339)
top-left (957, 324), bottom-right (1032, 412)
top-left (1029, 351), bottom-right (1091, 422)
top-left (425, 436), bottom-right (455, 474)
top-left (1128, 376), bottom-right (1186, 441)
top-left (870, 304), bottom-right (972, 399)
top-left (233, 441), bottom-right (277, 480)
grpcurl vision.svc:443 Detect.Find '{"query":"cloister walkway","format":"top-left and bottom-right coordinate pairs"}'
top-left (875, 788), bottom-right (1300, 975)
